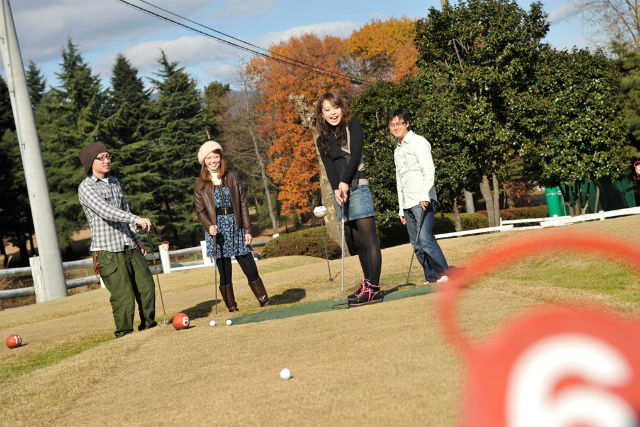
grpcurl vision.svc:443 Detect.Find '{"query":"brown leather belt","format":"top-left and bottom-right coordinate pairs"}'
top-left (216, 207), bottom-right (233, 215)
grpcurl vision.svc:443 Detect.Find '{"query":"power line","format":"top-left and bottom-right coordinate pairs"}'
top-left (116, 0), bottom-right (370, 85)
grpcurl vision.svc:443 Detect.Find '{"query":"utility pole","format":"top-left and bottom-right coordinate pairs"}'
top-left (0, 0), bottom-right (67, 301)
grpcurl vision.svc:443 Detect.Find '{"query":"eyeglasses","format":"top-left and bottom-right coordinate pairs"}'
top-left (389, 121), bottom-right (406, 128)
top-left (95, 154), bottom-right (112, 162)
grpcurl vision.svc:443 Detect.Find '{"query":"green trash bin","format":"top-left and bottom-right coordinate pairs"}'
top-left (545, 187), bottom-right (566, 217)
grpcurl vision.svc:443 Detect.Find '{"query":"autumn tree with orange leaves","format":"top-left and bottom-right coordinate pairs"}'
top-left (342, 17), bottom-right (418, 82)
top-left (247, 33), bottom-right (353, 242)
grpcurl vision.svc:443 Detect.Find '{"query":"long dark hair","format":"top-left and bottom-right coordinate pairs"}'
top-left (199, 149), bottom-right (227, 186)
top-left (315, 92), bottom-right (352, 155)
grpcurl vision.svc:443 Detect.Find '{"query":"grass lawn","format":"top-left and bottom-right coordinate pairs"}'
top-left (0, 216), bottom-right (638, 426)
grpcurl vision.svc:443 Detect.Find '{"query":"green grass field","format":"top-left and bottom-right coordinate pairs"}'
top-left (0, 217), bottom-right (638, 426)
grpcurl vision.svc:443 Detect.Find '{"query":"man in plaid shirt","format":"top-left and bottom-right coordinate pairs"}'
top-left (78, 142), bottom-right (156, 338)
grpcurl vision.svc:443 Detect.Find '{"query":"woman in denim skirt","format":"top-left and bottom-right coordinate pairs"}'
top-left (315, 92), bottom-right (383, 306)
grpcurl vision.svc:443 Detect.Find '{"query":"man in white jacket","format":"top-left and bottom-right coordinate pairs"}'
top-left (389, 109), bottom-right (449, 284)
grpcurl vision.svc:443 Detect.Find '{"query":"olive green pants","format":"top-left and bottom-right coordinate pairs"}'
top-left (97, 248), bottom-right (157, 338)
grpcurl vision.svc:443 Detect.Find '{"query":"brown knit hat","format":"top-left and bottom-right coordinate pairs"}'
top-left (79, 142), bottom-right (108, 172)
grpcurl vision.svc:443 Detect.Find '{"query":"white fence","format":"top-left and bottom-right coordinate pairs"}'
top-left (0, 239), bottom-right (268, 301)
top-left (2, 206), bottom-right (639, 302)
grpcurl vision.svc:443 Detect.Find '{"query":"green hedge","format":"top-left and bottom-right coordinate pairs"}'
top-left (264, 207), bottom-right (547, 256)
top-left (476, 205), bottom-right (549, 220)
top-left (377, 212), bottom-right (489, 247)
top-left (262, 227), bottom-right (341, 259)
top-left (432, 213), bottom-right (489, 234)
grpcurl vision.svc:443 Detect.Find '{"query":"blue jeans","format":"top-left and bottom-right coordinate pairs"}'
top-left (404, 201), bottom-right (448, 282)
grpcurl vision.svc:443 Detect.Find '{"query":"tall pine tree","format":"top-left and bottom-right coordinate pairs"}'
top-left (26, 60), bottom-right (46, 110)
top-left (147, 51), bottom-right (207, 244)
top-left (103, 54), bottom-right (151, 145)
top-left (203, 81), bottom-right (230, 139)
top-left (104, 54), bottom-right (161, 223)
top-left (37, 39), bottom-right (105, 250)
top-left (0, 75), bottom-right (33, 265)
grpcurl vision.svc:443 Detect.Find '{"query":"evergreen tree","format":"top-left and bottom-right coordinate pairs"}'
top-left (510, 47), bottom-right (629, 215)
top-left (103, 54), bottom-right (151, 145)
top-left (25, 60), bottom-right (46, 110)
top-left (0, 76), bottom-right (34, 265)
top-left (147, 51), bottom-right (207, 244)
top-left (414, 0), bottom-right (548, 226)
top-left (36, 39), bottom-right (105, 250)
top-left (100, 54), bottom-right (160, 222)
top-left (203, 81), bottom-right (230, 139)
top-left (612, 42), bottom-right (640, 155)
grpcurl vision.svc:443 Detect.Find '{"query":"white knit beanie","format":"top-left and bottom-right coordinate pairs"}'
top-left (197, 140), bottom-right (223, 164)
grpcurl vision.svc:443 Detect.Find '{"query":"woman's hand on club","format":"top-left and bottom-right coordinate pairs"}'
top-left (245, 233), bottom-right (252, 246)
top-left (209, 225), bottom-right (218, 235)
top-left (338, 182), bottom-right (349, 203)
top-left (334, 182), bottom-right (349, 205)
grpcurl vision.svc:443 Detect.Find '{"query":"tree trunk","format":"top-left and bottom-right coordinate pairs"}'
top-left (17, 236), bottom-right (28, 265)
top-left (580, 180), bottom-right (592, 215)
top-left (28, 233), bottom-right (35, 256)
top-left (593, 184), bottom-right (601, 214)
top-left (464, 189), bottom-right (475, 213)
top-left (289, 94), bottom-right (343, 249)
top-left (491, 172), bottom-right (500, 226)
top-left (452, 197), bottom-right (462, 232)
top-left (0, 239), bottom-right (7, 268)
top-left (480, 175), bottom-right (496, 227)
top-left (242, 83), bottom-right (279, 235)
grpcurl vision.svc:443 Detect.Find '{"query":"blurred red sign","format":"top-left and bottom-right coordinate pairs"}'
top-left (161, 241), bottom-right (169, 251)
top-left (438, 232), bottom-right (640, 427)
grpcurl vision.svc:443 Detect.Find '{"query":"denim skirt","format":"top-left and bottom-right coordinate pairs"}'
top-left (334, 185), bottom-right (375, 222)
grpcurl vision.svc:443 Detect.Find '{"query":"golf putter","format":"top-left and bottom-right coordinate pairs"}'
top-left (405, 208), bottom-right (428, 285)
top-left (147, 230), bottom-right (168, 325)
top-left (211, 234), bottom-right (218, 314)
top-left (340, 202), bottom-right (345, 297)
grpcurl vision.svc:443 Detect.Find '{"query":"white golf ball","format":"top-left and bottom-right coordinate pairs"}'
top-left (209, 320), bottom-right (216, 326)
top-left (226, 319), bottom-right (232, 326)
top-left (280, 368), bottom-right (291, 380)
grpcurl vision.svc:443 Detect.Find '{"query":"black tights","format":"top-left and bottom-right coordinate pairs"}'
top-left (216, 254), bottom-right (259, 287)
top-left (346, 217), bottom-right (382, 286)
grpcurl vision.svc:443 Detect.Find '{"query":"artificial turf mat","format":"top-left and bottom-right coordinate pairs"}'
top-left (231, 284), bottom-right (435, 325)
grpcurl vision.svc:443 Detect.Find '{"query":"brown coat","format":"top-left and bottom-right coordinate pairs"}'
top-left (193, 170), bottom-right (252, 235)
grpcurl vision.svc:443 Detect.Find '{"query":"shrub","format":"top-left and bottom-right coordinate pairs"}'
top-left (377, 212), bottom-right (489, 247)
top-left (476, 205), bottom-right (549, 220)
top-left (261, 227), bottom-right (341, 259)
top-left (432, 213), bottom-right (489, 234)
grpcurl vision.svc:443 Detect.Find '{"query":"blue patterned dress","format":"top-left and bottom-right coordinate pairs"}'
top-left (205, 185), bottom-right (252, 258)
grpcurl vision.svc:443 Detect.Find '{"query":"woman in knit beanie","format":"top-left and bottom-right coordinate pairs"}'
top-left (193, 140), bottom-right (270, 311)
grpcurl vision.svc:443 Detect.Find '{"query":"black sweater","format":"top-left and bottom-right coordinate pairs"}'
top-left (318, 117), bottom-right (364, 190)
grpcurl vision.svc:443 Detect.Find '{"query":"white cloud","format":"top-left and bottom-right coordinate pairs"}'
top-left (95, 35), bottom-right (240, 86)
top-left (11, 0), bottom-right (213, 63)
top-left (548, 2), bottom-right (582, 24)
top-left (260, 21), bottom-right (361, 47)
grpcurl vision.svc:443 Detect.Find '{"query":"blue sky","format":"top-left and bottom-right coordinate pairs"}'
top-left (9, 0), bottom-right (598, 91)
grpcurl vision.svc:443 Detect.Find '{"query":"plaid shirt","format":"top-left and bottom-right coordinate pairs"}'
top-left (78, 175), bottom-right (141, 252)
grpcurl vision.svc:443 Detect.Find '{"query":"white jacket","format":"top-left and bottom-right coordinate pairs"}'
top-left (394, 130), bottom-right (438, 216)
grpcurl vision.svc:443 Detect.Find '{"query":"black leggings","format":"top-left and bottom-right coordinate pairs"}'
top-left (216, 253), bottom-right (259, 286)
top-left (346, 216), bottom-right (382, 286)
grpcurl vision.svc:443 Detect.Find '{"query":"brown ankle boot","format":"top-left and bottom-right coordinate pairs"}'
top-left (219, 285), bottom-right (239, 312)
top-left (248, 278), bottom-right (270, 307)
